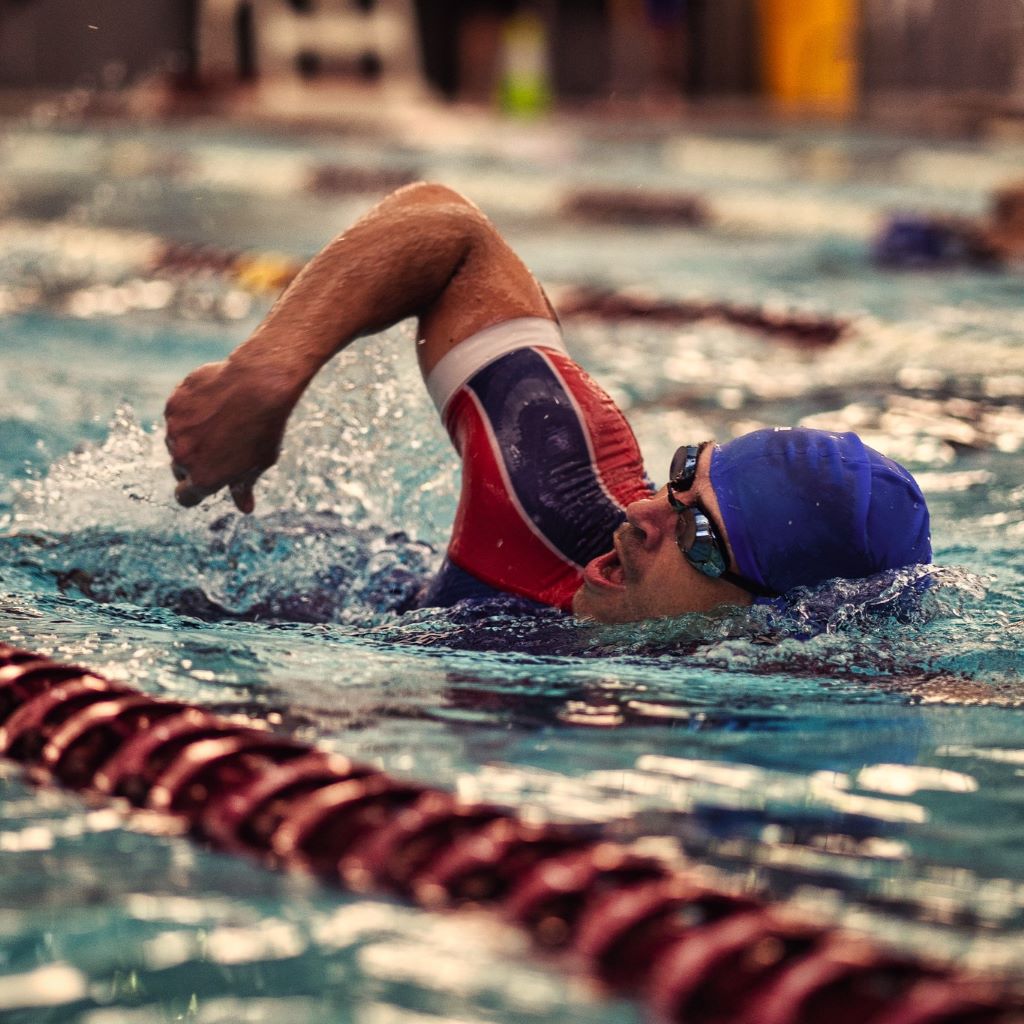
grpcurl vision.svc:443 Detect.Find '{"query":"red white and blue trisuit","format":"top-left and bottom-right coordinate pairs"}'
top-left (420, 318), bottom-right (652, 611)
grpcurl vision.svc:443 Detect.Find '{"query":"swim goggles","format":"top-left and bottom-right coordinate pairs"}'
top-left (667, 443), bottom-right (776, 598)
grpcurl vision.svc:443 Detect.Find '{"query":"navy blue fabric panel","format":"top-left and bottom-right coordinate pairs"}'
top-left (465, 349), bottom-right (627, 569)
top-left (420, 557), bottom-right (505, 607)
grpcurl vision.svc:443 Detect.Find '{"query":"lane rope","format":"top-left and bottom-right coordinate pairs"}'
top-left (0, 643), bottom-right (1017, 1023)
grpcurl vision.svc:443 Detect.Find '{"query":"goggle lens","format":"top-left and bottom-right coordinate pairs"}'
top-left (674, 503), bottom-right (728, 576)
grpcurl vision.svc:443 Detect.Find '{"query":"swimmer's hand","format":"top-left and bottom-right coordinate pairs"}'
top-left (164, 359), bottom-right (295, 513)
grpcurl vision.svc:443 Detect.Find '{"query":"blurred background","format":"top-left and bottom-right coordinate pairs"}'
top-left (0, 0), bottom-right (1022, 133)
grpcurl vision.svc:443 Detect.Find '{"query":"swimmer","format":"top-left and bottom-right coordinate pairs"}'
top-left (989, 180), bottom-right (1024, 262)
top-left (875, 180), bottom-right (1024, 269)
top-left (165, 183), bottom-right (931, 624)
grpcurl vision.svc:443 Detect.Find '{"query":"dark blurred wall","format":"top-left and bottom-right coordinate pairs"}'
top-left (413, 0), bottom-right (756, 103)
top-left (412, 0), bottom-right (521, 99)
top-left (860, 0), bottom-right (1019, 94)
top-left (4, 0), bottom-right (1016, 105)
top-left (686, 0), bottom-right (759, 97)
top-left (0, 0), bottom-right (197, 88)
top-left (550, 0), bottom-right (609, 99)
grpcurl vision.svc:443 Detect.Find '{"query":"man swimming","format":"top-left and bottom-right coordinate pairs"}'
top-left (165, 183), bottom-right (931, 624)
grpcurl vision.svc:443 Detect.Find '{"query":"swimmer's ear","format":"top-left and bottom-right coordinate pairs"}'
top-left (229, 477), bottom-right (257, 515)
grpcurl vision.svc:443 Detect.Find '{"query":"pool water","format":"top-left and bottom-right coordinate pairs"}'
top-left (1, 114), bottom-right (1024, 1023)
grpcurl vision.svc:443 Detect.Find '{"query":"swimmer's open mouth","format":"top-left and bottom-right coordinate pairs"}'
top-left (584, 549), bottom-right (626, 590)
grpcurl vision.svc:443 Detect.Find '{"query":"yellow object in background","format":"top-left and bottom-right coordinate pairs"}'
top-left (758, 0), bottom-right (858, 115)
top-left (232, 253), bottom-right (300, 295)
top-left (499, 12), bottom-right (552, 117)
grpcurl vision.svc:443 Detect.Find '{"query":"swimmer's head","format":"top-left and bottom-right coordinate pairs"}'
top-left (573, 427), bottom-right (931, 624)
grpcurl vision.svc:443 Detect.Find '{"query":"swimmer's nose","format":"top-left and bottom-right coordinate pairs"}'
top-left (625, 488), bottom-right (674, 550)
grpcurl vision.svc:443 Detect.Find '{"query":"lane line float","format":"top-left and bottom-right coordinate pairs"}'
top-left (0, 643), bottom-right (1018, 1023)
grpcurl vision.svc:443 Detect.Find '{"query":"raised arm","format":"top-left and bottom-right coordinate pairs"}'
top-left (164, 183), bottom-right (554, 512)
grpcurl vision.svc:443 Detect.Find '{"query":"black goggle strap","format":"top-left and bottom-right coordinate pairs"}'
top-left (668, 444), bottom-right (702, 494)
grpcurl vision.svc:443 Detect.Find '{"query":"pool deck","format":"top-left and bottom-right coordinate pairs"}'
top-left (1, 75), bottom-right (1022, 243)
top-left (2, 73), bottom-right (1024, 150)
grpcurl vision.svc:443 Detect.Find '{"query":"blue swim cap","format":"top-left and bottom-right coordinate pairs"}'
top-left (710, 428), bottom-right (931, 595)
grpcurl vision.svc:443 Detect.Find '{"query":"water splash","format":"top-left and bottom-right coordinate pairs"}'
top-left (3, 333), bottom-right (455, 624)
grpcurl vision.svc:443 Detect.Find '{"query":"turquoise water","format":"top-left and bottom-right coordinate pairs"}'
top-left (1, 117), bottom-right (1024, 1022)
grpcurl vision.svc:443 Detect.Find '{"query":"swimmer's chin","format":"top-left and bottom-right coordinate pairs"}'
top-left (571, 583), bottom-right (631, 624)
top-left (571, 586), bottom-right (592, 619)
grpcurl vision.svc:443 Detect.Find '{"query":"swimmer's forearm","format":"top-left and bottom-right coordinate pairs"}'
top-left (225, 183), bottom-right (491, 401)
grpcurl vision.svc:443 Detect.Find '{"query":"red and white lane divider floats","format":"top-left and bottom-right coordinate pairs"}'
top-left (0, 643), bottom-right (1017, 1024)
top-left (152, 241), bottom-right (850, 345)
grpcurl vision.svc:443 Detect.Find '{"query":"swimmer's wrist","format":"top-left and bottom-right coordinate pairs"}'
top-left (227, 347), bottom-right (310, 411)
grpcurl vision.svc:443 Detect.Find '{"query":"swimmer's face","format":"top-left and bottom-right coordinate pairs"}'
top-left (573, 445), bottom-right (753, 623)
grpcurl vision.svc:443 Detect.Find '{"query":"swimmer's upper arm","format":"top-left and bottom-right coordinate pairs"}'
top-left (405, 185), bottom-right (556, 380)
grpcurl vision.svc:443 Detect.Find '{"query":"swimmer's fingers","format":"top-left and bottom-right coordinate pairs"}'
top-left (229, 470), bottom-right (261, 515)
top-left (172, 466), bottom-right (261, 512)
top-left (164, 356), bottom-right (287, 514)
top-left (171, 455), bottom-right (225, 507)
top-left (174, 477), bottom-right (217, 508)
top-left (230, 484), bottom-right (255, 514)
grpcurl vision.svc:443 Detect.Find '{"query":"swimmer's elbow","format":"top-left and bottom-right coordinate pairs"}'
top-left (382, 182), bottom-right (494, 255)
top-left (393, 181), bottom-right (478, 211)
top-left (389, 182), bottom-right (491, 236)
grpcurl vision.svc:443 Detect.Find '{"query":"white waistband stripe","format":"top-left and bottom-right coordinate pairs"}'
top-left (425, 317), bottom-right (567, 416)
